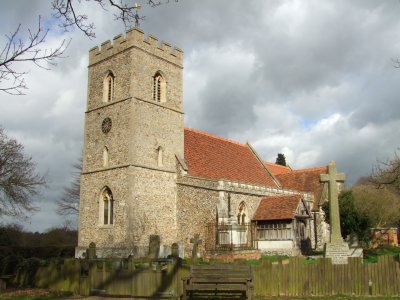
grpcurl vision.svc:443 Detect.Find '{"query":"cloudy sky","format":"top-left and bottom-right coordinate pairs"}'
top-left (1, 1), bottom-right (400, 232)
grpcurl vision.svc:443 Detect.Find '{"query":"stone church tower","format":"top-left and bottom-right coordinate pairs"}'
top-left (77, 28), bottom-right (184, 257)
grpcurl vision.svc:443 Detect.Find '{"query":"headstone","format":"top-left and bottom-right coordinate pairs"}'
top-left (178, 242), bottom-right (185, 258)
top-left (320, 161), bottom-right (350, 264)
top-left (350, 248), bottom-right (363, 257)
top-left (171, 243), bottom-right (179, 258)
top-left (148, 235), bottom-right (160, 259)
top-left (190, 234), bottom-right (202, 259)
top-left (87, 242), bottom-right (96, 259)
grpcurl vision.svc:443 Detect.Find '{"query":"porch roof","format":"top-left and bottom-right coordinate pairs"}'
top-left (253, 195), bottom-right (302, 221)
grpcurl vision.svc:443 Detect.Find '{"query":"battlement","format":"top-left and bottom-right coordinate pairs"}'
top-left (88, 28), bottom-right (183, 67)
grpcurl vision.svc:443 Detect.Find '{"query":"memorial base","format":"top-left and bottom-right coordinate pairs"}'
top-left (325, 242), bottom-right (350, 264)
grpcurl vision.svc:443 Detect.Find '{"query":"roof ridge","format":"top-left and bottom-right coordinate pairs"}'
top-left (289, 166), bottom-right (327, 173)
top-left (184, 127), bottom-right (246, 147)
top-left (264, 161), bottom-right (292, 168)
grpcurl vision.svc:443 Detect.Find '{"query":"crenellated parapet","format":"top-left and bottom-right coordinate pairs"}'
top-left (88, 27), bottom-right (183, 67)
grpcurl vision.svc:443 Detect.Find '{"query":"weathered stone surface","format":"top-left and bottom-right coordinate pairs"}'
top-left (171, 243), bottom-right (179, 258)
top-left (78, 29), bottom-right (183, 257)
top-left (148, 235), bottom-right (160, 259)
top-left (320, 161), bottom-right (346, 244)
top-left (321, 161), bottom-right (349, 264)
top-left (325, 242), bottom-right (350, 264)
top-left (190, 234), bottom-right (202, 259)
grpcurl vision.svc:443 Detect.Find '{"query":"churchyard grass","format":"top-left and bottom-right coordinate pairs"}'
top-left (363, 245), bottom-right (400, 263)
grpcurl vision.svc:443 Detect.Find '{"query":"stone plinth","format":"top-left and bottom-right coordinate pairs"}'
top-left (325, 242), bottom-right (350, 264)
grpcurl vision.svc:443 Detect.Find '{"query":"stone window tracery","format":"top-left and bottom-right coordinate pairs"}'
top-left (153, 72), bottom-right (166, 102)
top-left (103, 72), bottom-right (115, 103)
top-left (100, 187), bottom-right (114, 225)
top-left (237, 201), bottom-right (248, 225)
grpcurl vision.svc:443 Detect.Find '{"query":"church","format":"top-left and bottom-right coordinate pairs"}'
top-left (76, 28), bottom-right (331, 259)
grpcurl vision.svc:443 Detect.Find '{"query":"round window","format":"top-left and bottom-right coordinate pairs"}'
top-left (101, 117), bottom-right (112, 134)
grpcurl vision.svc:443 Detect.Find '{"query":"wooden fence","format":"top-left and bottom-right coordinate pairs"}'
top-left (252, 256), bottom-right (400, 296)
top-left (13, 255), bottom-right (400, 297)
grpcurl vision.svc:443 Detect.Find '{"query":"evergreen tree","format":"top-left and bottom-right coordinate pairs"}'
top-left (275, 153), bottom-right (287, 166)
top-left (322, 190), bottom-right (371, 244)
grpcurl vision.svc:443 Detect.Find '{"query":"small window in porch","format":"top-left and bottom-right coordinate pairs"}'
top-left (257, 221), bottom-right (292, 240)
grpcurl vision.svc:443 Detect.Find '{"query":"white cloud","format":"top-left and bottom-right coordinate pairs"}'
top-left (1, 0), bottom-right (400, 230)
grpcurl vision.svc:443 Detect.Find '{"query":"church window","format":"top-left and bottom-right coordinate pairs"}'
top-left (100, 187), bottom-right (114, 225)
top-left (101, 117), bottom-right (112, 134)
top-left (103, 72), bottom-right (115, 103)
top-left (237, 202), bottom-right (248, 225)
top-left (157, 146), bottom-right (163, 167)
top-left (153, 72), bottom-right (166, 102)
top-left (103, 146), bottom-right (109, 167)
top-left (257, 221), bottom-right (292, 240)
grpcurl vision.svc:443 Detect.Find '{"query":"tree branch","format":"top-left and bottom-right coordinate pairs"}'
top-left (56, 158), bottom-right (81, 216)
top-left (0, 127), bottom-right (45, 218)
top-left (51, 0), bottom-right (178, 38)
top-left (0, 16), bottom-right (69, 95)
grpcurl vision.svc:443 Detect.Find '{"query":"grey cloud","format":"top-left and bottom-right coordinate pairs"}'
top-left (1, 0), bottom-right (400, 230)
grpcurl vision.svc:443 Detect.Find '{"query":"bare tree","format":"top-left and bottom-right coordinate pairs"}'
top-left (353, 183), bottom-right (400, 227)
top-left (56, 158), bottom-right (82, 216)
top-left (0, 127), bottom-right (45, 218)
top-left (0, 17), bottom-right (69, 95)
top-left (370, 153), bottom-right (400, 193)
top-left (1, 1), bottom-right (178, 95)
top-left (51, 0), bottom-right (178, 38)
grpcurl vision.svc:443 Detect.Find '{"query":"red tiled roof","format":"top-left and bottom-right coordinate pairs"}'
top-left (184, 128), bottom-right (278, 187)
top-left (264, 162), bottom-right (292, 175)
top-left (275, 167), bottom-right (327, 210)
top-left (253, 195), bottom-right (302, 221)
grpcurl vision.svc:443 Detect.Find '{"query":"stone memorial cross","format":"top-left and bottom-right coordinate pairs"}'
top-left (320, 161), bottom-right (346, 243)
top-left (190, 234), bottom-right (202, 260)
top-left (320, 161), bottom-right (350, 264)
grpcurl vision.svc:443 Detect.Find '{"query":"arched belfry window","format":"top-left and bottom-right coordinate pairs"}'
top-left (103, 146), bottom-right (109, 167)
top-left (153, 72), bottom-right (166, 102)
top-left (237, 202), bottom-right (248, 225)
top-left (103, 72), bottom-right (115, 103)
top-left (100, 187), bottom-right (114, 225)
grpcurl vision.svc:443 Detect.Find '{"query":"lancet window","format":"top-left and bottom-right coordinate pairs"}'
top-left (103, 72), bottom-right (115, 103)
top-left (153, 72), bottom-right (166, 102)
top-left (100, 187), bottom-right (114, 225)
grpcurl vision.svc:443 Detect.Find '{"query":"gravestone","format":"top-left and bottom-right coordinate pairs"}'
top-left (171, 243), bottom-right (179, 258)
top-left (320, 161), bottom-right (350, 264)
top-left (190, 234), bottom-right (202, 259)
top-left (87, 242), bottom-right (96, 259)
top-left (148, 235), bottom-right (160, 259)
